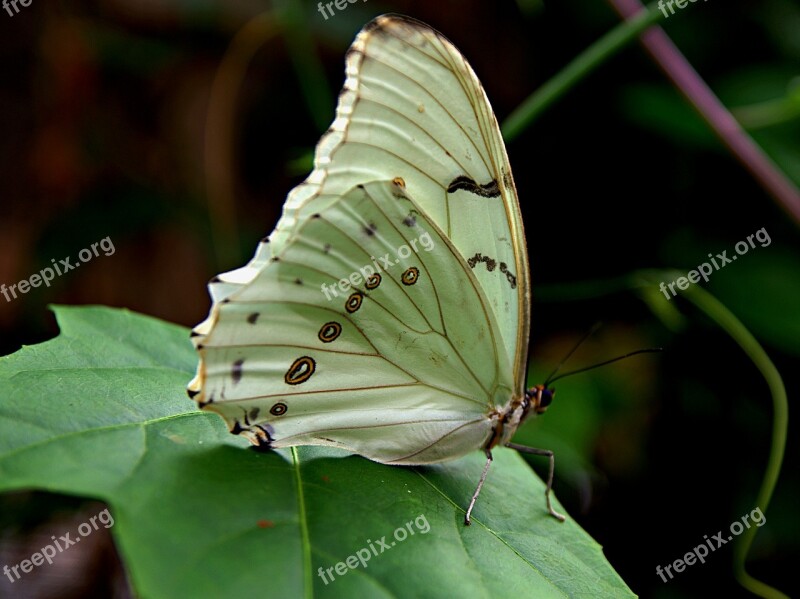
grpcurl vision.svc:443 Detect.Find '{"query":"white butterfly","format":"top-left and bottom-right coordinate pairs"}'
top-left (188, 13), bottom-right (565, 525)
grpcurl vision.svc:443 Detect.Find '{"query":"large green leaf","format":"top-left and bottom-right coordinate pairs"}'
top-left (0, 306), bottom-right (635, 598)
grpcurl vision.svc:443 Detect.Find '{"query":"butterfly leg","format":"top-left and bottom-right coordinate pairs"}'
top-left (464, 449), bottom-right (493, 526)
top-left (505, 443), bottom-right (566, 522)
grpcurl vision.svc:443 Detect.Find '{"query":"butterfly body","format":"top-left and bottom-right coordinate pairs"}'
top-left (189, 14), bottom-right (564, 523)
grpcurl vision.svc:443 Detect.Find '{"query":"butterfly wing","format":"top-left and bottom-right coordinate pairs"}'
top-left (189, 15), bottom-right (532, 462)
top-left (268, 15), bottom-right (530, 391)
top-left (190, 180), bottom-right (512, 464)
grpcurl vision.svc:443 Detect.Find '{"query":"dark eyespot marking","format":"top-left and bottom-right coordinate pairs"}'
top-left (345, 292), bottom-right (363, 313)
top-left (447, 176), bottom-right (501, 198)
top-left (295, 278), bottom-right (303, 285)
top-left (364, 222), bottom-right (377, 236)
top-left (468, 253), bottom-right (517, 289)
top-left (498, 262), bottom-right (517, 288)
top-left (249, 407), bottom-right (260, 422)
top-left (323, 243), bottom-right (332, 254)
top-left (271, 257), bottom-right (280, 263)
top-left (251, 423), bottom-right (275, 450)
top-left (402, 209), bottom-right (419, 227)
top-left (247, 312), bottom-right (260, 324)
top-left (312, 213), bottom-right (321, 219)
top-left (401, 267), bottom-right (420, 286)
top-left (468, 252), bottom-right (496, 271)
top-left (392, 176), bottom-right (406, 188)
top-left (232, 358), bottom-right (245, 385)
top-left (285, 356), bottom-right (315, 385)
top-left (365, 273), bottom-right (381, 290)
top-left (270, 402), bottom-right (288, 416)
top-left (318, 321), bottom-right (342, 343)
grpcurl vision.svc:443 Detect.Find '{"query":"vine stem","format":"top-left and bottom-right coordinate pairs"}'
top-left (678, 283), bottom-right (788, 599)
top-left (607, 0), bottom-right (800, 226)
top-left (538, 271), bottom-right (789, 599)
top-left (501, 2), bottom-right (665, 141)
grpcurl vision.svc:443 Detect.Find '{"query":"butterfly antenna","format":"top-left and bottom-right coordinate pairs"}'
top-left (542, 322), bottom-right (602, 387)
top-left (547, 348), bottom-right (663, 385)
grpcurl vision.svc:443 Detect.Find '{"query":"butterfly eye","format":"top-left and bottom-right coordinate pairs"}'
top-left (401, 267), bottom-right (419, 285)
top-left (539, 389), bottom-right (554, 410)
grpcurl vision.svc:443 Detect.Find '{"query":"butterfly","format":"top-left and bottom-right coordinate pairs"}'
top-left (188, 13), bottom-right (565, 525)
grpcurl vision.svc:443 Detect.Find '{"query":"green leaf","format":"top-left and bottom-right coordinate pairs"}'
top-left (0, 306), bottom-right (635, 598)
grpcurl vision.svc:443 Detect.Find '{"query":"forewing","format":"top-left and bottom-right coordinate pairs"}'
top-left (269, 15), bottom-right (530, 388)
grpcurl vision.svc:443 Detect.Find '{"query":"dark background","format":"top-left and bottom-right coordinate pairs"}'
top-left (0, 0), bottom-right (797, 597)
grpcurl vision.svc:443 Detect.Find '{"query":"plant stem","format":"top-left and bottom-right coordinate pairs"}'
top-left (733, 91), bottom-right (800, 130)
top-left (607, 0), bottom-right (800, 226)
top-left (501, 1), bottom-right (665, 141)
top-left (679, 285), bottom-right (789, 599)
top-left (539, 271), bottom-right (789, 599)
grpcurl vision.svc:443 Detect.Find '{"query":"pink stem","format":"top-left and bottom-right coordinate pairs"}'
top-left (609, 0), bottom-right (800, 226)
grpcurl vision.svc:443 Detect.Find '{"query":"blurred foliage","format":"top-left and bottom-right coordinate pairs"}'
top-left (0, 307), bottom-right (635, 598)
top-left (0, 0), bottom-right (797, 597)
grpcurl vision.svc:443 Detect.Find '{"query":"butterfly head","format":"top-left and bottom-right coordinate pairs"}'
top-left (525, 384), bottom-right (555, 416)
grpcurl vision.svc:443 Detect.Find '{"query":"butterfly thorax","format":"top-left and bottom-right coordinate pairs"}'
top-left (485, 385), bottom-right (555, 451)
top-left (485, 395), bottom-right (528, 451)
